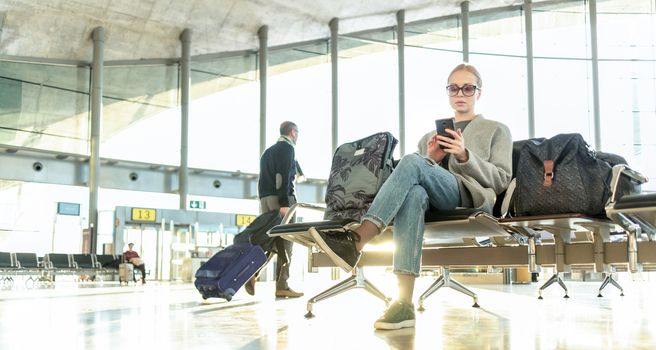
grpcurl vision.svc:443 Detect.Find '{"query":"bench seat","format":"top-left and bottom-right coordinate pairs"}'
top-left (268, 163), bottom-right (654, 316)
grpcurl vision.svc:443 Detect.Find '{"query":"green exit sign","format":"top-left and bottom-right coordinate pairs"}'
top-left (189, 200), bottom-right (206, 209)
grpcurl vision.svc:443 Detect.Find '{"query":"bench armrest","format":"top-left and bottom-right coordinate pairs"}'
top-left (280, 202), bottom-right (326, 225)
top-left (609, 164), bottom-right (649, 205)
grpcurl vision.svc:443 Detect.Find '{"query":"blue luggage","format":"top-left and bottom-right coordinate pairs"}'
top-left (194, 243), bottom-right (266, 301)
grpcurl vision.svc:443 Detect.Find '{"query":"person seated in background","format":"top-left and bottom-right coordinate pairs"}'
top-left (123, 243), bottom-right (146, 284)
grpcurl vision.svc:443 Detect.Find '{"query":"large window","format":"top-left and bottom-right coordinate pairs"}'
top-left (469, 7), bottom-right (528, 140)
top-left (0, 60), bottom-right (90, 154)
top-left (404, 18), bottom-right (462, 154)
top-left (532, 1), bottom-right (594, 141)
top-left (597, 0), bottom-right (656, 191)
top-left (338, 34), bottom-right (399, 146)
top-left (268, 42), bottom-right (332, 179)
top-left (101, 64), bottom-right (180, 165)
top-left (189, 54), bottom-right (259, 173)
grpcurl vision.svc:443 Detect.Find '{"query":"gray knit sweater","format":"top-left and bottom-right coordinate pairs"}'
top-left (417, 115), bottom-right (513, 213)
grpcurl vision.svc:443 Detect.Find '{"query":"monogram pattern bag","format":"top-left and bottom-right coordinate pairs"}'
top-left (512, 133), bottom-right (618, 217)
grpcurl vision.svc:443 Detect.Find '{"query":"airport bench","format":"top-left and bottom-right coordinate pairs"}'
top-left (0, 253), bottom-right (123, 286)
top-left (269, 161), bottom-right (652, 318)
top-left (0, 251), bottom-right (18, 287)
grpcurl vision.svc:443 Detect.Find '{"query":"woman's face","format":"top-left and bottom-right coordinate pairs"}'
top-left (447, 69), bottom-right (481, 115)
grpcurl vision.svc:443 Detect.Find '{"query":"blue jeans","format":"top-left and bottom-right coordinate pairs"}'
top-left (362, 153), bottom-right (461, 276)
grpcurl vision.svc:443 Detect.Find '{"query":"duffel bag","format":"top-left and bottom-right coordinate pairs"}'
top-left (512, 133), bottom-right (622, 217)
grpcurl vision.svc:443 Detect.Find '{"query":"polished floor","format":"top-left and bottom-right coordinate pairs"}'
top-left (0, 272), bottom-right (655, 350)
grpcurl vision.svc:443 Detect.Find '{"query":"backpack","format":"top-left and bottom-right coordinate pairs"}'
top-left (511, 133), bottom-right (632, 217)
top-left (324, 132), bottom-right (398, 221)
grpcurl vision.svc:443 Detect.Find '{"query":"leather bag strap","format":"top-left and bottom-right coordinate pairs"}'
top-left (543, 160), bottom-right (554, 187)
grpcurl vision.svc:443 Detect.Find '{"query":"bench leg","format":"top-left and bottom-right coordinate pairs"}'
top-left (418, 268), bottom-right (479, 311)
top-left (304, 267), bottom-right (391, 319)
top-left (598, 273), bottom-right (624, 297)
top-left (538, 272), bottom-right (568, 299)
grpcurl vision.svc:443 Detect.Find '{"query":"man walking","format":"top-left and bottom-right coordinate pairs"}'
top-left (245, 121), bottom-right (303, 298)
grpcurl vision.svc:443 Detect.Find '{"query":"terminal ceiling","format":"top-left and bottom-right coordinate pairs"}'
top-left (1, 0), bottom-right (556, 154)
top-left (0, 0), bottom-right (544, 61)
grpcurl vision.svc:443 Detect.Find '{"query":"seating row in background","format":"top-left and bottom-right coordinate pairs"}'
top-left (0, 252), bottom-right (123, 288)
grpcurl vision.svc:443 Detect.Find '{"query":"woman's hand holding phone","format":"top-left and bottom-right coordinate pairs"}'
top-left (434, 118), bottom-right (468, 162)
top-left (426, 135), bottom-right (446, 162)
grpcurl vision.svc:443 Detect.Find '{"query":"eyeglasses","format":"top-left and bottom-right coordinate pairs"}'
top-left (446, 84), bottom-right (479, 97)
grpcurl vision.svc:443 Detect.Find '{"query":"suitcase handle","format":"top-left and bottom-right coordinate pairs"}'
top-left (234, 261), bottom-right (257, 281)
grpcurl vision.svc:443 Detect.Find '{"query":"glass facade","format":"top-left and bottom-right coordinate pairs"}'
top-left (469, 7), bottom-right (529, 140)
top-left (0, 60), bottom-right (90, 154)
top-left (338, 34), bottom-right (399, 149)
top-left (404, 18), bottom-right (462, 154)
top-left (596, 0), bottom-right (656, 191)
top-left (2, 0), bottom-right (656, 255)
top-left (189, 53), bottom-right (259, 173)
top-left (267, 41), bottom-right (332, 179)
top-left (532, 1), bottom-right (594, 142)
top-left (101, 63), bottom-right (180, 165)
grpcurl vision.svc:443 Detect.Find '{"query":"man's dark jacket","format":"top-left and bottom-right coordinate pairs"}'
top-left (258, 140), bottom-right (296, 207)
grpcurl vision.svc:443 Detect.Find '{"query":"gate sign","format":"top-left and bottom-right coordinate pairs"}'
top-left (189, 200), bottom-right (206, 209)
top-left (236, 214), bottom-right (256, 226)
top-left (131, 208), bottom-right (156, 222)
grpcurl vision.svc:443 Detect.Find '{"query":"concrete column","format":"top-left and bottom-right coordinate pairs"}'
top-left (397, 10), bottom-right (406, 155)
top-left (88, 26), bottom-right (104, 254)
top-left (589, 0), bottom-right (601, 150)
top-left (258, 25), bottom-right (268, 156)
top-left (330, 18), bottom-right (339, 152)
top-left (179, 28), bottom-right (191, 210)
top-left (524, 0), bottom-right (536, 138)
top-left (461, 1), bottom-right (470, 62)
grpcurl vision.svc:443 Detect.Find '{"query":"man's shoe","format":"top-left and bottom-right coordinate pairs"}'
top-left (244, 276), bottom-right (256, 296)
top-left (373, 301), bottom-right (416, 330)
top-left (309, 227), bottom-right (361, 273)
top-left (275, 288), bottom-right (304, 298)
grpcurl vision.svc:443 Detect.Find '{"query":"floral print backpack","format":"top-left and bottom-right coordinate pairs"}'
top-left (324, 132), bottom-right (398, 221)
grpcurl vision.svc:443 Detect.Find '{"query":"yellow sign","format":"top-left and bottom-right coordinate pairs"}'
top-left (131, 208), bottom-right (157, 222)
top-left (236, 214), bottom-right (257, 226)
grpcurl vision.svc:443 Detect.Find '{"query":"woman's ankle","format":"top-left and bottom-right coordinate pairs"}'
top-left (354, 220), bottom-right (380, 251)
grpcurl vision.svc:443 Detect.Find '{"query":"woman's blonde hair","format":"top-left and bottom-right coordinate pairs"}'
top-left (448, 63), bottom-right (482, 88)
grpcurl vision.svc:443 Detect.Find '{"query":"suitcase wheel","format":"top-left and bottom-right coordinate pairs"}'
top-left (225, 288), bottom-right (235, 301)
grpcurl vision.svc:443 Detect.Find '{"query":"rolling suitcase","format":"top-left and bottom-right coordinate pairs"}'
top-left (194, 243), bottom-right (266, 301)
top-left (119, 263), bottom-right (134, 284)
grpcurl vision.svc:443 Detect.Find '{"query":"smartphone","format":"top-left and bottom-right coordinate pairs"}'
top-left (435, 118), bottom-right (455, 148)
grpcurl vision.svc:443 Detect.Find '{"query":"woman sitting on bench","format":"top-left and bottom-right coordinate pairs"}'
top-left (310, 63), bottom-right (512, 330)
top-left (124, 243), bottom-right (146, 284)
